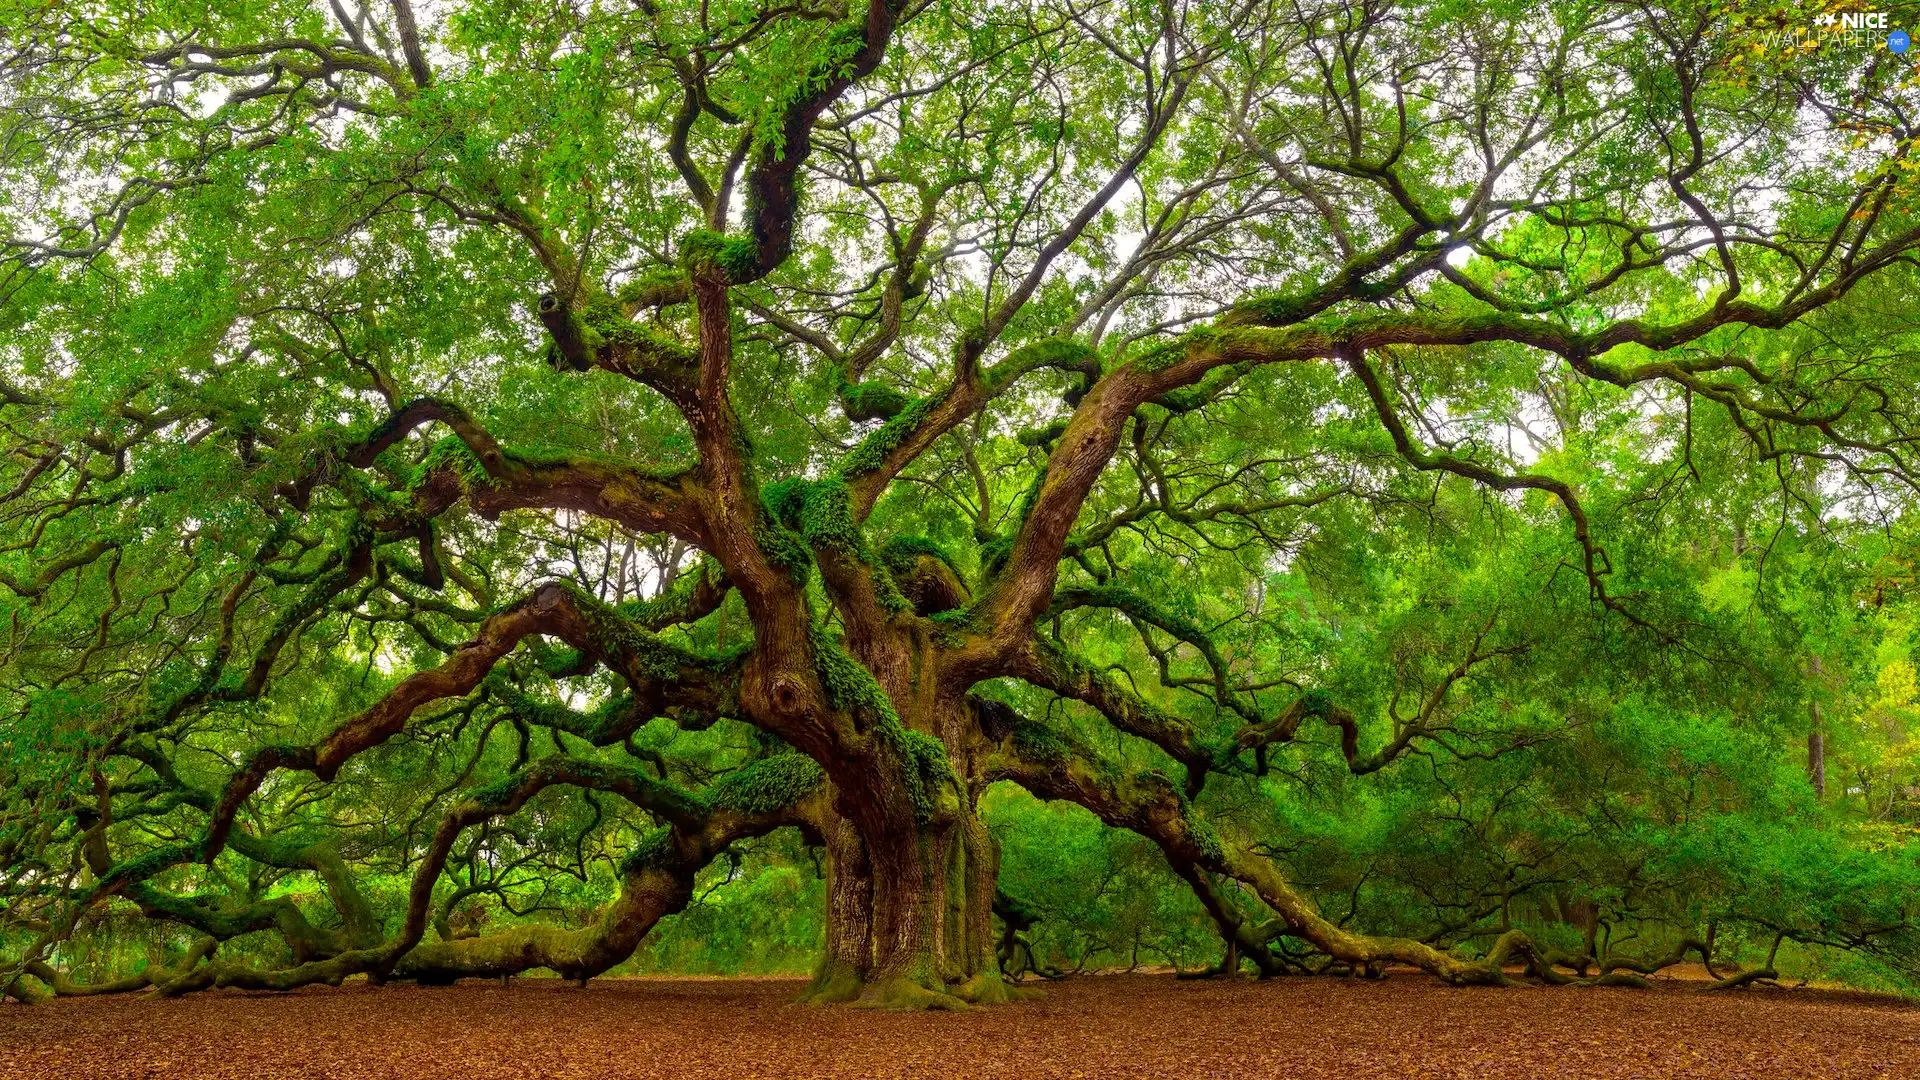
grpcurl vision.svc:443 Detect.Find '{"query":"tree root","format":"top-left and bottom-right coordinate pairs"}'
top-left (1703, 967), bottom-right (1778, 991)
top-left (952, 972), bottom-right (1040, 1004)
top-left (849, 977), bottom-right (970, 1011)
top-left (793, 962), bottom-right (864, 1005)
top-left (801, 970), bottom-right (1031, 1010)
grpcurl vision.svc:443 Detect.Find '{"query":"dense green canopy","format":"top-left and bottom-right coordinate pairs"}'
top-left (4, 0), bottom-right (1920, 1005)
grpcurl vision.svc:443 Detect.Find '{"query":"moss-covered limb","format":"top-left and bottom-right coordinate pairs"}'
top-left (986, 338), bottom-right (1105, 398)
top-left (60, 764), bottom-right (361, 967)
top-left (621, 274), bottom-right (694, 321)
top-left (123, 881), bottom-right (352, 964)
top-left (154, 756), bottom-right (658, 994)
top-left (543, 289), bottom-right (641, 360)
top-left (81, 841), bottom-right (203, 902)
top-left (465, 751), bottom-right (822, 829)
top-left (1141, 298), bottom-right (1864, 400)
top-left (1233, 691), bottom-right (1368, 774)
top-left (977, 361), bottom-right (1162, 644)
top-left (835, 395), bottom-right (939, 483)
top-left (982, 710), bottom-right (1533, 988)
top-left (21, 935), bottom-right (217, 998)
top-left (163, 784), bottom-right (567, 993)
top-left (1597, 937), bottom-right (1716, 977)
top-left (19, 962), bottom-right (150, 996)
top-left (163, 753), bottom-right (827, 994)
top-left (986, 706), bottom-right (1349, 981)
top-left (358, 418), bottom-right (703, 549)
top-left (201, 582), bottom-right (743, 867)
top-left (1, 970), bottom-right (53, 1004)
top-left (723, 0), bottom-right (911, 284)
top-left (461, 755), bottom-right (707, 830)
top-left (839, 379), bottom-right (911, 423)
top-left (983, 289), bottom-right (1889, 652)
top-left (1046, 585), bottom-right (1245, 721)
top-left (0, 537), bottom-right (119, 598)
top-left (1702, 966), bottom-right (1780, 990)
top-left (1224, 847), bottom-right (1617, 986)
top-left (1174, 865), bottom-right (1289, 979)
top-left (272, 397), bottom-right (506, 512)
top-left (879, 536), bottom-right (970, 616)
top-left (434, 444), bottom-right (706, 544)
top-left (621, 557), bottom-right (732, 630)
top-left (200, 587), bottom-right (570, 863)
top-left (533, 291), bottom-right (701, 404)
top-left (279, 840), bottom-right (382, 949)
top-left (543, 581), bottom-right (746, 712)
top-left (485, 678), bottom-right (652, 747)
top-left (981, 707), bottom-right (1217, 870)
top-left (392, 759), bottom-right (825, 985)
top-left (767, 477), bottom-right (913, 625)
top-left (394, 827), bottom-right (717, 984)
top-left (105, 738), bottom-right (383, 954)
top-left (992, 889), bottom-right (1066, 982)
top-left (701, 754), bottom-right (826, 816)
top-left (820, 181), bottom-right (950, 387)
top-left (1213, 220), bottom-right (1442, 334)
top-left (832, 336), bottom-right (1108, 521)
top-left (1010, 637), bottom-right (1217, 790)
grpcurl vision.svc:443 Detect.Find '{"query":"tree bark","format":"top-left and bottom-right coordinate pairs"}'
top-left (801, 814), bottom-right (873, 1002)
top-left (802, 777), bottom-right (1008, 1007)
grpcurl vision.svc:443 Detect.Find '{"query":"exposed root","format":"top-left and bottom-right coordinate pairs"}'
top-left (1576, 972), bottom-right (1652, 989)
top-left (794, 962), bottom-right (864, 1005)
top-left (849, 977), bottom-right (970, 1011)
top-left (1703, 967), bottom-right (1779, 991)
top-left (952, 972), bottom-right (1040, 1004)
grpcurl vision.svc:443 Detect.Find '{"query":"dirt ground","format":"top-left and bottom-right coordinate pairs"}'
top-left (1, 972), bottom-right (1914, 1079)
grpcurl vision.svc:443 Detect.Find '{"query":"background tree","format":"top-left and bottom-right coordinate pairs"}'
top-left (4, 0), bottom-right (1920, 1007)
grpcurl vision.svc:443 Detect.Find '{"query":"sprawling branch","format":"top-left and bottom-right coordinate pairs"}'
top-left (201, 582), bottom-right (743, 863)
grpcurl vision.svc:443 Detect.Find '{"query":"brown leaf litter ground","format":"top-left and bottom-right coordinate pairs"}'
top-left (2, 971), bottom-right (1914, 1079)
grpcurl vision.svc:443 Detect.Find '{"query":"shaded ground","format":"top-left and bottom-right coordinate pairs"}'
top-left (2, 972), bottom-right (1915, 1079)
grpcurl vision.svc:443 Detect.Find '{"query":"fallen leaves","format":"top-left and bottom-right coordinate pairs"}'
top-left (0, 972), bottom-right (1913, 1079)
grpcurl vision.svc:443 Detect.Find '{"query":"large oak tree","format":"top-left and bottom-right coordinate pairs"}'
top-left (5, 0), bottom-right (1920, 1006)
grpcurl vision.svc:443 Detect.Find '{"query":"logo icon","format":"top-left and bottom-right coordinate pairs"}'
top-left (1893, 29), bottom-right (1912, 53)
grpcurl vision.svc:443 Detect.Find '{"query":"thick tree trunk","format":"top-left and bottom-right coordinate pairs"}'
top-left (858, 819), bottom-right (961, 1007)
top-left (801, 815), bottom-right (873, 1002)
top-left (948, 807), bottom-right (1005, 999)
top-left (802, 797), bottom-right (1008, 1008)
top-left (790, 610), bottom-right (1017, 1009)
